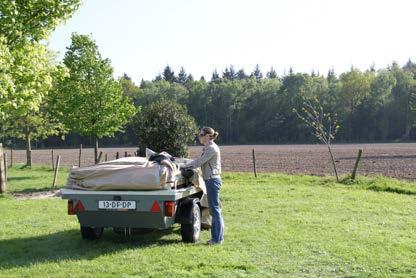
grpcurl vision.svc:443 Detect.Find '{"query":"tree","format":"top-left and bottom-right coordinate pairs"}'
top-left (336, 68), bottom-right (372, 139)
top-left (186, 74), bottom-right (194, 83)
top-left (53, 33), bottom-right (137, 163)
top-left (294, 97), bottom-right (340, 182)
top-left (154, 74), bottom-right (162, 81)
top-left (251, 64), bottom-right (263, 79)
top-left (177, 67), bottom-right (187, 85)
top-left (133, 99), bottom-right (198, 157)
top-left (390, 63), bottom-right (416, 140)
top-left (0, 0), bottom-right (81, 165)
top-left (211, 70), bottom-right (220, 82)
top-left (120, 73), bottom-right (140, 104)
top-left (0, 0), bottom-right (81, 46)
top-left (266, 67), bottom-right (278, 79)
top-left (236, 69), bottom-right (248, 80)
top-left (0, 43), bottom-right (69, 166)
top-left (163, 65), bottom-right (176, 83)
top-left (223, 66), bottom-right (236, 80)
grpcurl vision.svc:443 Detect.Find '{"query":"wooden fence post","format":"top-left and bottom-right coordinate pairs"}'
top-left (78, 144), bottom-right (82, 167)
top-left (10, 148), bottom-right (13, 168)
top-left (105, 153), bottom-right (108, 162)
top-left (125, 151), bottom-right (128, 157)
top-left (252, 148), bottom-right (257, 178)
top-left (52, 155), bottom-right (61, 189)
top-left (4, 153), bottom-right (7, 182)
top-left (351, 149), bottom-right (363, 180)
top-left (0, 143), bottom-right (6, 193)
top-left (97, 151), bottom-right (103, 164)
top-left (51, 149), bottom-right (55, 170)
top-left (116, 152), bottom-right (119, 159)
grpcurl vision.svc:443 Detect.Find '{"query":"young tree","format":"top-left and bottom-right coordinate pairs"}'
top-left (54, 33), bottom-right (137, 163)
top-left (294, 97), bottom-right (340, 182)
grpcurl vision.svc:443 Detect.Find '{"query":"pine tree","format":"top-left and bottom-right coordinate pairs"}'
top-left (154, 74), bottom-right (162, 81)
top-left (266, 67), bottom-right (277, 79)
top-left (177, 66), bottom-right (187, 85)
top-left (236, 69), bottom-right (248, 80)
top-left (163, 65), bottom-right (176, 83)
top-left (211, 69), bottom-right (220, 81)
top-left (223, 65), bottom-right (236, 80)
top-left (251, 64), bottom-right (263, 80)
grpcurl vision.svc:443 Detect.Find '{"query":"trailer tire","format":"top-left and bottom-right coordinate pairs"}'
top-left (180, 202), bottom-right (201, 243)
top-left (81, 226), bottom-right (104, 240)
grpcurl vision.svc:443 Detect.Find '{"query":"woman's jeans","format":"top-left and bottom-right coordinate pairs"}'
top-left (205, 177), bottom-right (224, 243)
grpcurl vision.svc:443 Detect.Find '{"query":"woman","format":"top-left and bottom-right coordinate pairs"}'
top-left (184, 127), bottom-right (224, 245)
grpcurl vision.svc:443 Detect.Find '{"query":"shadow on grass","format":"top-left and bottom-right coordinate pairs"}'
top-left (6, 177), bottom-right (34, 182)
top-left (0, 228), bottom-right (182, 270)
top-left (11, 187), bottom-right (60, 194)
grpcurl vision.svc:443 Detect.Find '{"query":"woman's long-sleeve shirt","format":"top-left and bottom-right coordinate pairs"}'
top-left (185, 141), bottom-right (221, 180)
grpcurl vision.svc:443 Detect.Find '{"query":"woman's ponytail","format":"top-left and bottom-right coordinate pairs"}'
top-left (201, 127), bottom-right (219, 141)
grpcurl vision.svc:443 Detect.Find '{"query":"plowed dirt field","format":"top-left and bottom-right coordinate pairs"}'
top-left (5, 143), bottom-right (416, 180)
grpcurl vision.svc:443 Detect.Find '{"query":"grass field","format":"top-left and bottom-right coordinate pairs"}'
top-left (0, 167), bottom-right (415, 277)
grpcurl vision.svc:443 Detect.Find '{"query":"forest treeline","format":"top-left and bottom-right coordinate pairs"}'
top-left (37, 61), bottom-right (416, 148)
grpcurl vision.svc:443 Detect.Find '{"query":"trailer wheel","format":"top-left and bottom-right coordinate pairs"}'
top-left (80, 226), bottom-right (104, 240)
top-left (180, 202), bottom-right (201, 243)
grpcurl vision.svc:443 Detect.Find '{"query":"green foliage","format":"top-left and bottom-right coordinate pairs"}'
top-left (133, 99), bottom-right (197, 157)
top-left (0, 0), bottom-right (80, 163)
top-left (0, 0), bottom-right (81, 46)
top-left (53, 33), bottom-right (137, 139)
top-left (31, 60), bottom-right (416, 147)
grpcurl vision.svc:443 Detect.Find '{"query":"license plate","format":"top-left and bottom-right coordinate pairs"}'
top-left (98, 200), bottom-right (136, 210)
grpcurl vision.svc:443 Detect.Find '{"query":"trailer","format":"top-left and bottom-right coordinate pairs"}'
top-left (61, 184), bottom-right (204, 243)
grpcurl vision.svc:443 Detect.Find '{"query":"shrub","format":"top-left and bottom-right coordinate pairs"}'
top-left (133, 99), bottom-right (198, 157)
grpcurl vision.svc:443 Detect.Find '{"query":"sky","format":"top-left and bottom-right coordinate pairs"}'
top-left (48, 0), bottom-right (416, 84)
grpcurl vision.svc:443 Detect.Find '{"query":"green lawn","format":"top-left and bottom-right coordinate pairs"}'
top-left (0, 168), bottom-right (415, 277)
top-left (4, 164), bottom-right (70, 193)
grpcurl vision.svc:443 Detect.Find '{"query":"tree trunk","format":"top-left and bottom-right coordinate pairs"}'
top-left (26, 132), bottom-right (32, 167)
top-left (327, 144), bottom-right (339, 182)
top-left (0, 143), bottom-right (6, 193)
top-left (94, 136), bottom-right (99, 164)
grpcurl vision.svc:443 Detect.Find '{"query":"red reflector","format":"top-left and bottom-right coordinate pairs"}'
top-left (68, 200), bottom-right (75, 215)
top-left (75, 201), bottom-right (85, 212)
top-left (164, 201), bottom-right (175, 217)
top-left (150, 201), bottom-right (161, 213)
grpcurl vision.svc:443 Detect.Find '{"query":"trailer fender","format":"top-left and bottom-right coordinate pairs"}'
top-left (175, 197), bottom-right (200, 224)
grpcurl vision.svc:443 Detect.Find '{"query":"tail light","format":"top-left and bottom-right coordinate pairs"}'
top-left (164, 201), bottom-right (175, 217)
top-left (68, 200), bottom-right (85, 214)
top-left (68, 200), bottom-right (75, 215)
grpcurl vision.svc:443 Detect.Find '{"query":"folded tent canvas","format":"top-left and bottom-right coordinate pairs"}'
top-left (65, 149), bottom-right (206, 193)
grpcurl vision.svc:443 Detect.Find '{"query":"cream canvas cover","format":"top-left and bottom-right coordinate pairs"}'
top-left (65, 150), bottom-right (206, 196)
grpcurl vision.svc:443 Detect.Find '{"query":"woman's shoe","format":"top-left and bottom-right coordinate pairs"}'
top-left (207, 240), bottom-right (223, 245)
